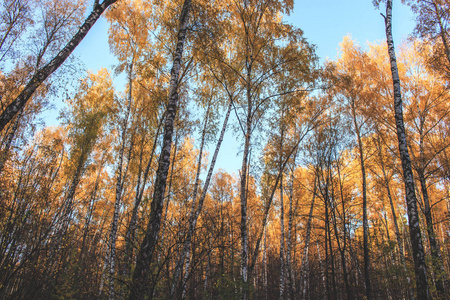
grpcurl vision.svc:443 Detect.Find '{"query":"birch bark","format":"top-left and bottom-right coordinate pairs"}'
top-left (384, 1), bottom-right (430, 299)
top-left (128, 1), bottom-right (192, 298)
top-left (279, 123), bottom-right (285, 299)
top-left (173, 100), bottom-right (233, 299)
top-left (107, 63), bottom-right (133, 300)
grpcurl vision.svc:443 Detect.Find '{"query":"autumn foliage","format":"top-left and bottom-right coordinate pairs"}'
top-left (0, 0), bottom-right (450, 299)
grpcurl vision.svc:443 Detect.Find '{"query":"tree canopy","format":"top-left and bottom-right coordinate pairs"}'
top-left (0, 1), bottom-right (449, 299)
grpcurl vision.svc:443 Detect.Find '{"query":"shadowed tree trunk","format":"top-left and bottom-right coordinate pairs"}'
top-left (279, 122), bottom-right (286, 299)
top-left (415, 114), bottom-right (448, 297)
top-left (286, 166), bottom-right (296, 300)
top-left (335, 161), bottom-right (352, 300)
top-left (418, 168), bottom-right (447, 296)
top-left (128, 0), bottom-right (192, 298)
top-left (325, 167), bottom-right (337, 300)
top-left (123, 111), bottom-right (165, 279)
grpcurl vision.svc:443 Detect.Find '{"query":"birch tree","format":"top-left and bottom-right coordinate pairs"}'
top-left (0, 0), bottom-right (119, 132)
top-left (377, 0), bottom-right (431, 298)
top-left (129, 0), bottom-right (192, 298)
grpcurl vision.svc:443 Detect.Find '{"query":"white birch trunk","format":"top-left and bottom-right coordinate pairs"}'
top-left (174, 100), bottom-right (233, 298)
top-left (384, 1), bottom-right (430, 299)
top-left (107, 62), bottom-right (133, 300)
top-left (129, 1), bottom-right (192, 298)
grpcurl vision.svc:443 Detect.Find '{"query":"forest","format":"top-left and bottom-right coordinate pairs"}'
top-left (0, 0), bottom-right (450, 299)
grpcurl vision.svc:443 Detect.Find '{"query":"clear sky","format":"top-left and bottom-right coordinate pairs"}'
top-left (289, 0), bottom-right (415, 61)
top-left (65, 0), bottom-right (416, 175)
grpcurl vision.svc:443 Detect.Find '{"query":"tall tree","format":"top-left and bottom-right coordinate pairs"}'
top-left (204, 2), bottom-right (316, 297)
top-left (378, 0), bottom-right (431, 298)
top-left (58, 69), bottom-right (114, 237)
top-left (326, 39), bottom-right (375, 299)
top-left (129, 0), bottom-right (192, 298)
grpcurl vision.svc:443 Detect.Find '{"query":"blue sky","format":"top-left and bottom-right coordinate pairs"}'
top-left (66, 1), bottom-right (416, 175)
top-left (289, 0), bottom-right (415, 61)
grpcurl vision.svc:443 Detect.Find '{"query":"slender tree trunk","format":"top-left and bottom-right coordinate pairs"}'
top-left (279, 123), bottom-right (286, 299)
top-left (0, 0), bottom-right (118, 132)
top-left (376, 136), bottom-right (406, 264)
top-left (171, 105), bottom-right (209, 298)
top-left (129, 1), bottom-right (192, 298)
top-left (204, 232), bottom-right (212, 298)
top-left (286, 168), bottom-right (295, 300)
top-left (417, 115), bottom-right (447, 296)
top-left (240, 76), bottom-right (252, 300)
top-left (315, 239), bottom-right (326, 300)
top-left (79, 152), bottom-right (106, 292)
top-left (419, 170), bottom-right (447, 296)
top-left (79, 154), bottom-right (105, 263)
top-left (279, 173), bottom-right (286, 299)
top-left (300, 177), bottom-right (317, 300)
top-left (60, 146), bottom-right (90, 236)
top-left (350, 101), bottom-right (371, 300)
top-left (323, 177), bottom-right (330, 300)
top-left (248, 129), bottom-right (311, 283)
top-left (124, 112), bottom-right (164, 278)
top-left (384, 2), bottom-right (431, 299)
top-left (174, 100), bottom-right (233, 299)
top-left (376, 136), bottom-right (413, 298)
top-left (263, 227), bottom-right (268, 300)
top-left (335, 162), bottom-right (352, 300)
top-left (325, 173), bottom-right (337, 300)
top-left (107, 63), bottom-right (133, 300)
